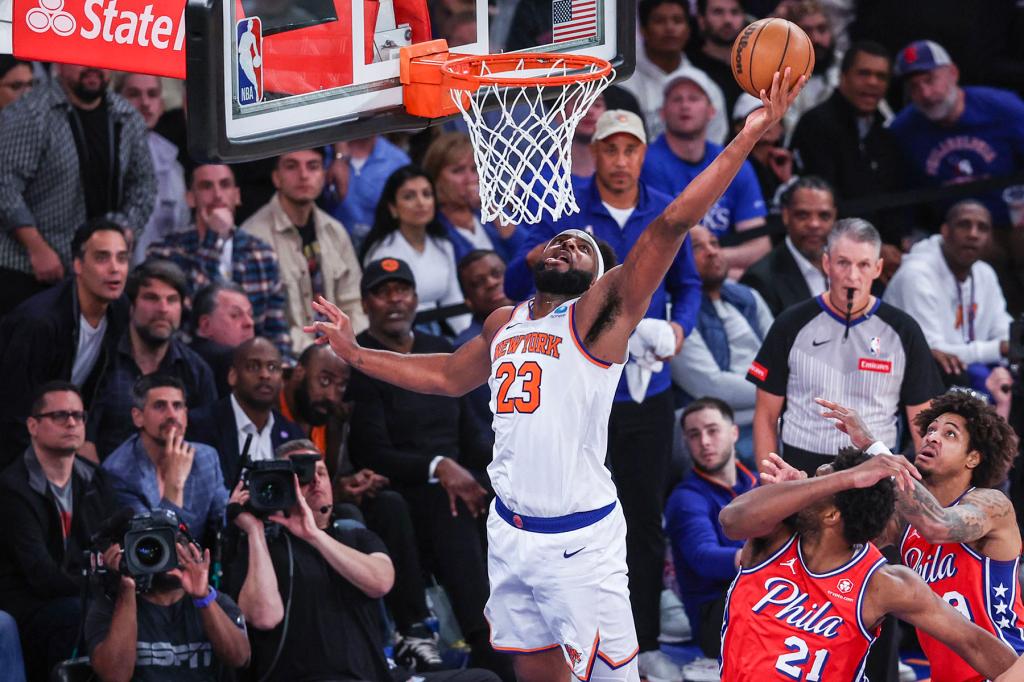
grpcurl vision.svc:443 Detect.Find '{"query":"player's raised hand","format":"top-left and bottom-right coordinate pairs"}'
top-left (307, 295), bottom-right (359, 361)
top-left (815, 397), bottom-right (875, 450)
top-left (844, 453), bottom-right (920, 493)
top-left (760, 453), bottom-right (807, 485)
top-left (743, 67), bottom-right (806, 139)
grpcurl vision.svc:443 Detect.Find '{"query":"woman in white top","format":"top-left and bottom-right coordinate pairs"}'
top-left (361, 166), bottom-right (470, 333)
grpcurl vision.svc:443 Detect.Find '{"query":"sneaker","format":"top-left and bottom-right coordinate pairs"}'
top-left (898, 660), bottom-right (917, 682)
top-left (395, 624), bottom-right (445, 672)
top-left (638, 650), bottom-right (683, 682)
top-left (681, 657), bottom-right (720, 682)
top-left (659, 589), bottom-right (692, 644)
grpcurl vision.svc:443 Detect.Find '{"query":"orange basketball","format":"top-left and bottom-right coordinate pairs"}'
top-left (731, 18), bottom-right (814, 98)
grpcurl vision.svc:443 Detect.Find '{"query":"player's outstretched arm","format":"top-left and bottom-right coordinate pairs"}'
top-left (307, 296), bottom-right (509, 397)
top-left (607, 69), bottom-right (805, 321)
top-left (895, 483), bottom-right (1011, 545)
top-left (719, 453), bottom-right (918, 540)
top-left (875, 564), bottom-right (1017, 681)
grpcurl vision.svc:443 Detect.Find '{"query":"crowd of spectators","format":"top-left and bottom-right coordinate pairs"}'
top-left (0, 0), bottom-right (1023, 679)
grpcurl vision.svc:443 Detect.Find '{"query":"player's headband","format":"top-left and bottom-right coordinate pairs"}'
top-left (547, 229), bottom-right (604, 280)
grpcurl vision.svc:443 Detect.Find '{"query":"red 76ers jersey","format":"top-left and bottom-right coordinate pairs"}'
top-left (721, 535), bottom-right (887, 682)
top-left (900, 490), bottom-right (1024, 682)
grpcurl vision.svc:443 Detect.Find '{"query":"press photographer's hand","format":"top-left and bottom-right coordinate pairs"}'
top-left (168, 541), bottom-right (211, 599)
top-left (229, 480), bottom-right (263, 534)
top-left (268, 476), bottom-right (319, 541)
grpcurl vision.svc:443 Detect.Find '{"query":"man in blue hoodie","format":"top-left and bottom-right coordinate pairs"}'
top-left (664, 397), bottom-right (756, 658)
top-left (504, 108), bottom-right (701, 678)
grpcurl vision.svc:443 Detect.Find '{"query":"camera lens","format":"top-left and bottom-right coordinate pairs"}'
top-left (256, 480), bottom-right (284, 506)
top-left (134, 537), bottom-right (166, 567)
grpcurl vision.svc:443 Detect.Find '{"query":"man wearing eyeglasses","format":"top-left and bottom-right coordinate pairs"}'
top-left (188, 337), bottom-right (305, 489)
top-left (0, 381), bottom-right (118, 680)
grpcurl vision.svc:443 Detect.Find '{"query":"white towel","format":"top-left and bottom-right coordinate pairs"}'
top-left (624, 319), bottom-right (676, 403)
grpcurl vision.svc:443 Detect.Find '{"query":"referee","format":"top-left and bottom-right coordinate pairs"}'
top-left (747, 218), bottom-right (943, 475)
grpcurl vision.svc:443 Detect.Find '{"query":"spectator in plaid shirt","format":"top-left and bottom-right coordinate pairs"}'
top-left (102, 373), bottom-right (228, 543)
top-left (147, 164), bottom-right (291, 357)
top-left (0, 64), bottom-right (155, 315)
top-left (87, 259), bottom-right (216, 458)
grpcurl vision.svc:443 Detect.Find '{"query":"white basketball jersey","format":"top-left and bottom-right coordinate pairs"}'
top-left (487, 298), bottom-right (624, 517)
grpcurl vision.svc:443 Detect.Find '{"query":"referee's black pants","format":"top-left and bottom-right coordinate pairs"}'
top-left (607, 388), bottom-right (675, 653)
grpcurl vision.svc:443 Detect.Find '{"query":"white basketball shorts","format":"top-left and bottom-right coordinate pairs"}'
top-left (484, 497), bottom-right (640, 680)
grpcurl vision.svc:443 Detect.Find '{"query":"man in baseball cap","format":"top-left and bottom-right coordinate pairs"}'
top-left (889, 38), bottom-right (1024, 229)
top-left (360, 257), bottom-right (416, 296)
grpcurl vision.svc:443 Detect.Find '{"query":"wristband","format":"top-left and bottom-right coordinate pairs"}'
top-left (193, 586), bottom-right (217, 609)
top-left (865, 441), bottom-right (891, 457)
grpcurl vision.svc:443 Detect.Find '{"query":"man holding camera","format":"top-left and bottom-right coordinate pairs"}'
top-left (86, 510), bottom-right (250, 681)
top-left (228, 439), bottom-right (500, 682)
top-left (103, 375), bottom-right (228, 543)
top-left (0, 381), bottom-right (117, 681)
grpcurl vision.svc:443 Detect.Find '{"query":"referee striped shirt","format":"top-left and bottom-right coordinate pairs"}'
top-left (747, 295), bottom-right (942, 461)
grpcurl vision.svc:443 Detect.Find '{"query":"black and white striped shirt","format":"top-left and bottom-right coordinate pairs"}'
top-left (747, 295), bottom-right (943, 459)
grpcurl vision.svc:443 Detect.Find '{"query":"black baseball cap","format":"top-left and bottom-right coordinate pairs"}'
top-left (360, 258), bottom-right (416, 295)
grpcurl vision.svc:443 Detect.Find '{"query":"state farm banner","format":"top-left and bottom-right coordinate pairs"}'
top-left (14, 0), bottom-right (186, 77)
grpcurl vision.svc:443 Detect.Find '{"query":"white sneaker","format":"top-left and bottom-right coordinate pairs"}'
top-left (681, 657), bottom-right (720, 682)
top-left (638, 650), bottom-right (684, 682)
top-left (898, 661), bottom-right (917, 682)
top-left (659, 589), bottom-right (692, 643)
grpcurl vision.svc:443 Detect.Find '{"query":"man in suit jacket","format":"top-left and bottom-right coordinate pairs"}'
top-left (187, 337), bottom-right (304, 489)
top-left (740, 176), bottom-right (836, 316)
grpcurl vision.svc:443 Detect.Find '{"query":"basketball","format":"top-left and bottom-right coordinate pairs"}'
top-left (731, 18), bottom-right (814, 98)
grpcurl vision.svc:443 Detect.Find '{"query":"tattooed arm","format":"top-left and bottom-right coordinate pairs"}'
top-left (896, 485), bottom-right (1013, 545)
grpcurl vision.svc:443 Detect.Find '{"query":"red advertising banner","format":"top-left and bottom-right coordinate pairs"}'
top-left (14, 0), bottom-right (187, 78)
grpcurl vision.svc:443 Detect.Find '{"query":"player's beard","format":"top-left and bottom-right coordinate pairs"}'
top-left (532, 261), bottom-right (594, 296)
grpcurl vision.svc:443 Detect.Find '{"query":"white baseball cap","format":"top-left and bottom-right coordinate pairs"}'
top-left (663, 66), bottom-right (718, 102)
top-left (593, 109), bottom-right (647, 144)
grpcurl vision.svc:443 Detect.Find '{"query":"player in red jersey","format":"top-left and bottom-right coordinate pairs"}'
top-left (719, 447), bottom-right (1017, 682)
top-left (818, 391), bottom-right (1023, 682)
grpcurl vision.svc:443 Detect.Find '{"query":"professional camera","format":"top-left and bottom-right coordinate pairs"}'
top-left (242, 455), bottom-right (320, 516)
top-left (122, 510), bottom-right (182, 576)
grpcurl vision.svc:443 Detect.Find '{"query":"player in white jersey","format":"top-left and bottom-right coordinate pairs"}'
top-left (308, 69), bottom-right (805, 682)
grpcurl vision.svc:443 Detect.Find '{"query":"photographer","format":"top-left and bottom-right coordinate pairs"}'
top-left (85, 511), bottom-right (250, 681)
top-left (0, 381), bottom-right (117, 681)
top-left (228, 439), bottom-right (499, 682)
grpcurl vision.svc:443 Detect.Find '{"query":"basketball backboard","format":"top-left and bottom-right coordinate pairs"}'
top-left (185, 0), bottom-right (633, 162)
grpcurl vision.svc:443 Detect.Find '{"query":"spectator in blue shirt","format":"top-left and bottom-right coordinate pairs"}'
top-left (422, 132), bottom-right (524, 265)
top-left (322, 136), bottom-right (411, 253)
top-left (890, 40), bottom-right (1024, 229)
top-left (641, 69), bottom-right (768, 276)
top-left (664, 397), bottom-right (756, 658)
top-left (102, 374), bottom-right (227, 543)
top-left (504, 109), bottom-right (700, 678)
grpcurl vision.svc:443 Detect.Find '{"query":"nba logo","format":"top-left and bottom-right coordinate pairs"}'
top-left (869, 337), bottom-right (881, 356)
top-left (236, 17), bottom-right (263, 106)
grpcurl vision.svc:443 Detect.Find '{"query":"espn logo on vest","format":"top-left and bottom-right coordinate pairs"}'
top-left (858, 358), bottom-right (892, 374)
top-left (14, 0), bottom-right (187, 78)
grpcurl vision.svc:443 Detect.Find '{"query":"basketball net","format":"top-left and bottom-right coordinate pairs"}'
top-left (443, 55), bottom-right (614, 225)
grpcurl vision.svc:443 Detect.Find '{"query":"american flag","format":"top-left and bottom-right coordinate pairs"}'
top-left (552, 0), bottom-right (598, 42)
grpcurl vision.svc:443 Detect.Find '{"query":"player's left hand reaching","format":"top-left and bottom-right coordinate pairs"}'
top-left (308, 296), bottom-right (359, 361)
top-left (815, 397), bottom-right (875, 450)
top-left (742, 67), bottom-right (806, 139)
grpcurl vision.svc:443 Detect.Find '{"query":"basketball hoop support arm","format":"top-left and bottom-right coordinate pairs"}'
top-left (400, 39), bottom-right (469, 118)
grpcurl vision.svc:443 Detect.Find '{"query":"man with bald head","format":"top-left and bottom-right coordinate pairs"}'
top-left (187, 337), bottom-right (305, 488)
top-left (0, 64), bottom-right (155, 314)
top-left (885, 200), bottom-right (1014, 400)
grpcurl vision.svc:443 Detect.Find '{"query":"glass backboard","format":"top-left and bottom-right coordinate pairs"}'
top-left (185, 0), bottom-right (633, 162)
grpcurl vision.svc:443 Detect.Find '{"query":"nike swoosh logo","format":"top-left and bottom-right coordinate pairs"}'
top-left (563, 547), bottom-right (585, 558)
top-left (812, 339), bottom-right (831, 346)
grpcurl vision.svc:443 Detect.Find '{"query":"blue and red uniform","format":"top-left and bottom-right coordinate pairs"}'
top-left (720, 534), bottom-right (887, 682)
top-left (900, 488), bottom-right (1024, 682)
